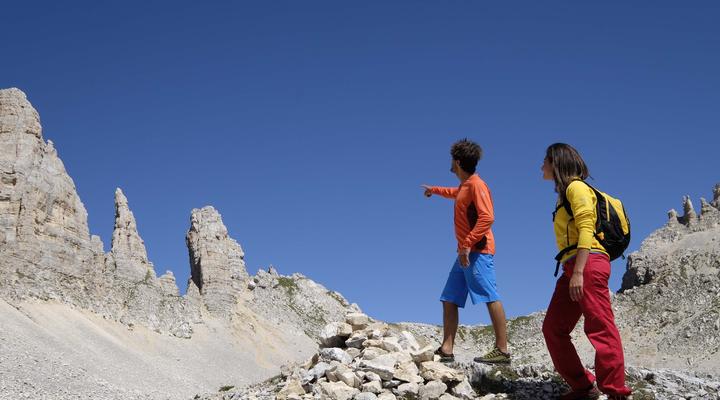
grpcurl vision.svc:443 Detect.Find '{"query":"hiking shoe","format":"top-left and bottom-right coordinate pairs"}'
top-left (559, 384), bottom-right (601, 400)
top-left (434, 347), bottom-right (454, 363)
top-left (473, 347), bottom-right (511, 364)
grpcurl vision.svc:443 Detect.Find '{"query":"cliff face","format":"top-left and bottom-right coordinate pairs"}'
top-left (612, 186), bottom-right (720, 372)
top-left (0, 87), bottom-right (100, 303)
top-left (0, 88), bottom-right (355, 399)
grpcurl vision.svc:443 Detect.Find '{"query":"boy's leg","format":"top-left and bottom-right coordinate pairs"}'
top-left (464, 254), bottom-right (511, 363)
top-left (439, 257), bottom-right (469, 355)
top-left (441, 301), bottom-right (459, 354)
top-left (487, 301), bottom-right (508, 353)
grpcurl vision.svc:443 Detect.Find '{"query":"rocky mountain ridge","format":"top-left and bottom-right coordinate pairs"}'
top-left (2, 87), bottom-right (720, 399)
top-left (0, 87), bottom-right (354, 399)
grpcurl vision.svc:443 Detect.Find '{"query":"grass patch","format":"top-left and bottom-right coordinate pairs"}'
top-left (277, 277), bottom-right (298, 295)
top-left (467, 325), bottom-right (494, 342)
top-left (626, 373), bottom-right (657, 400)
top-left (457, 326), bottom-right (466, 340)
top-left (143, 269), bottom-right (153, 284)
top-left (327, 290), bottom-right (346, 305)
top-left (219, 385), bottom-right (235, 392)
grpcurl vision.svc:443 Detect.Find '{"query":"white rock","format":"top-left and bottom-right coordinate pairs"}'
top-left (302, 361), bottom-right (330, 383)
top-left (321, 348), bottom-right (354, 365)
top-left (395, 382), bottom-right (420, 397)
top-left (320, 381), bottom-right (360, 400)
top-left (363, 339), bottom-right (384, 349)
top-left (411, 346), bottom-right (435, 363)
top-left (439, 394), bottom-right (461, 400)
top-left (451, 379), bottom-right (476, 399)
top-left (380, 337), bottom-right (403, 353)
top-left (361, 380), bottom-right (382, 394)
top-left (347, 312), bottom-right (370, 329)
top-left (362, 347), bottom-right (389, 361)
top-left (398, 331), bottom-right (421, 352)
top-left (377, 392), bottom-right (397, 400)
top-left (277, 379), bottom-right (306, 399)
top-left (346, 347), bottom-right (362, 359)
top-left (321, 322), bottom-right (353, 348)
top-left (346, 333), bottom-right (369, 349)
top-left (338, 323), bottom-right (354, 337)
top-left (365, 372), bottom-right (382, 382)
top-left (419, 380), bottom-right (448, 400)
top-left (339, 370), bottom-right (362, 388)
top-left (419, 362), bottom-right (464, 382)
top-left (393, 361), bottom-right (422, 384)
top-left (359, 353), bottom-right (397, 381)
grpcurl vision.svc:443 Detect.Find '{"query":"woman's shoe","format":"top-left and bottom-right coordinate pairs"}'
top-left (558, 384), bottom-right (601, 400)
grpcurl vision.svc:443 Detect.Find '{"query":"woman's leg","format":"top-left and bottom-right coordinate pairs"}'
top-left (580, 254), bottom-right (632, 396)
top-left (543, 263), bottom-right (595, 390)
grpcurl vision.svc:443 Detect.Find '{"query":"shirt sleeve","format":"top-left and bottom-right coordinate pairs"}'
top-left (461, 182), bottom-right (494, 249)
top-left (566, 181), bottom-right (596, 250)
top-left (429, 186), bottom-right (459, 199)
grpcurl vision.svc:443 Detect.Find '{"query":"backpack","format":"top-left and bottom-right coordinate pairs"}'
top-left (553, 181), bottom-right (631, 276)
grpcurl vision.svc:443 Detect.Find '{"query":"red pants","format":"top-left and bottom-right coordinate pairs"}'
top-left (542, 253), bottom-right (632, 396)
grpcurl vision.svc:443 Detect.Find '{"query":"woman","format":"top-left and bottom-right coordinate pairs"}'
top-left (541, 143), bottom-right (632, 400)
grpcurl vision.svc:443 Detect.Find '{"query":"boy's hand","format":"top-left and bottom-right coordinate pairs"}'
top-left (421, 185), bottom-right (432, 197)
top-left (458, 248), bottom-right (470, 268)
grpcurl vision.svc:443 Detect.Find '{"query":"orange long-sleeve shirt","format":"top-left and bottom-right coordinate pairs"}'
top-left (429, 174), bottom-right (495, 255)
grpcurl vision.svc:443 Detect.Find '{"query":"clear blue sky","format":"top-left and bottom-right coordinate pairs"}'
top-left (3, 1), bottom-right (719, 325)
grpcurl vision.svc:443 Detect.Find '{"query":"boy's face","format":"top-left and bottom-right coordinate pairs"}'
top-left (450, 159), bottom-right (461, 178)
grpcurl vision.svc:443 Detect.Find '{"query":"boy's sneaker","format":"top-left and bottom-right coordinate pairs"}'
top-left (559, 384), bottom-right (601, 400)
top-left (473, 347), bottom-right (511, 364)
top-left (434, 347), bottom-right (454, 363)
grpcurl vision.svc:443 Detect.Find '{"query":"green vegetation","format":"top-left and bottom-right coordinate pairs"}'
top-left (489, 365), bottom-right (520, 380)
top-left (277, 277), bottom-right (298, 295)
top-left (143, 269), bottom-right (153, 284)
top-left (467, 325), bottom-right (494, 342)
top-left (327, 290), bottom-right (345, 305)
top-left (626, 374), bottom-right (657, 400)
top-left (219, 385), bottom-right (235, 392)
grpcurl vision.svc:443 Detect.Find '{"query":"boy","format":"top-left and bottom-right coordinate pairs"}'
top-left (422, 138), bottom-right (510, 364)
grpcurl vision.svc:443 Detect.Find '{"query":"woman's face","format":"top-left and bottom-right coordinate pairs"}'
top-left (542, 156), bottom-right (554, 180)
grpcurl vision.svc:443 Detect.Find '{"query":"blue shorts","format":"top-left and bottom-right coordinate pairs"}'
top-left (440, 253), bottom-right (500, 308)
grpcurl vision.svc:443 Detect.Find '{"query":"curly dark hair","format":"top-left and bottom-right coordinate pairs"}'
top-left (450, 138), bottom-right (482, 174)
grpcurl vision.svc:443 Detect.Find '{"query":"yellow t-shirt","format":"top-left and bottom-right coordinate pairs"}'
top-left (553, 180), bottom-right (608, 263)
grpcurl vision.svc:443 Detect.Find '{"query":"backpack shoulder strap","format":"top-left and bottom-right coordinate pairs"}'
top-left (562, 198), bottom-right (573, 217)
top-left (554, 244), bottom-right (577, 276)
top-left (563, 179), bottom-right (603, 216)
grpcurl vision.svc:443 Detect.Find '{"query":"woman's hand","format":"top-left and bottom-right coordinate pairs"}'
top-left (569, 272), bottom-right (584, 302)
top-left (569, 248), bottom-right (590, 301)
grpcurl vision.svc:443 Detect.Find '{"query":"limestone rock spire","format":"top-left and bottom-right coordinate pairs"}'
top-left (110, 188), bottom-right (155, 282)
top-left (679, 195), bottom-right (697, 226)
top-left (0, 87), bottom-right (42, 139)
top-left (186, 206), bottom-right (248, 316)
